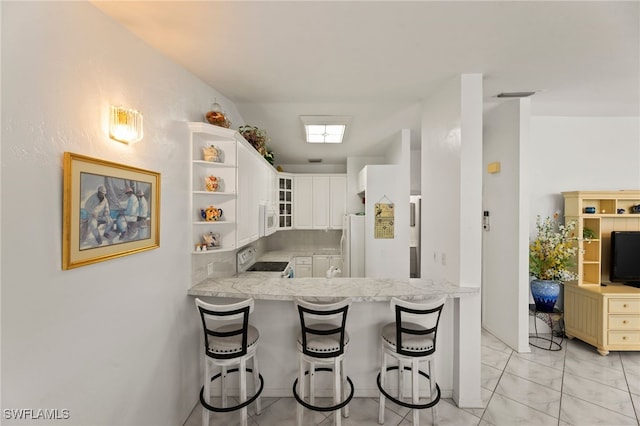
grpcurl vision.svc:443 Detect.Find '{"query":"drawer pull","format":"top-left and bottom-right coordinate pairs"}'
top-left (623, 304), bottom-right (628, 308)
top-left (623, 320), bottom-right (627, 324)
top-left (623, 336), bottom-right (627, 340)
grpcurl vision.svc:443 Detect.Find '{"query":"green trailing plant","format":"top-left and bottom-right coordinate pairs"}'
top-left (583, 227), bottom-right (596, 240)
top-left (238, 125), bottom-right (275, 165)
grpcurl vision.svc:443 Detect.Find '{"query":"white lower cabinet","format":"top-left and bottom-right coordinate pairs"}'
top-left (312, 255), bottom-right (343, 277)
top-left (294, 256), bottom-right (313, 278)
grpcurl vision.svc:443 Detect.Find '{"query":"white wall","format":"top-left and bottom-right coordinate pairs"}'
top-left (1, 3), bottom-right (240, 425)
top-left (421, 74), bottom-right (483, 408)
top-left (482, 99), bottom-right (531, 352)
top-left (529, 116), bottom-right (640, 226)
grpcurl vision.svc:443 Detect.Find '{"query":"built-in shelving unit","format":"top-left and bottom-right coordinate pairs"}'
top-left (562, 190), bottom-right (640, 355)
top-left (188, 122), bottom-right (238, 254)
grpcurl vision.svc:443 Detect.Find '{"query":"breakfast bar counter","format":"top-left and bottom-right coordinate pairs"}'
top-left (188, 276), bottom-right (482, 409)
top-left (188, 275), bottom-right (478, 301)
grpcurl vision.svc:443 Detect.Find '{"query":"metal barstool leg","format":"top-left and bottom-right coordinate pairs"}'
top-left (412, 358), bottom-right (419, 426)
top-left (253, 353), bottom-right (262, 415)
top-left (202, 357), bottom-right (210, 426)
top-left (378, 349), bottom-right (386, 424)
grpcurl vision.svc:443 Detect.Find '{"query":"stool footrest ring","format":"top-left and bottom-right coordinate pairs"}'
top-left (200, 367), bottom-right (264, 413)
top-left (292, 367), bottom-right (354, 412)
top-left (376, 366), bottom-right (441, 409)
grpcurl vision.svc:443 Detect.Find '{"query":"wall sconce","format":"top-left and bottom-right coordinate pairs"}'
top-left (109, 105), bottom-right (143, 144)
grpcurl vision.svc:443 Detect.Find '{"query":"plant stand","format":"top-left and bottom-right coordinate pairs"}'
top-left (529, 304), bottom-right (565, 351)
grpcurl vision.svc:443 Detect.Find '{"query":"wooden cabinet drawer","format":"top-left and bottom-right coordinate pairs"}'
top-left (608, 330), bottom-right (640, 345)
top-left (608, 298), bottom-right (640, 314)
top-left (295, 256), bottom-right (312, 265)
top-left (608, 315), bottom-right (640, 330)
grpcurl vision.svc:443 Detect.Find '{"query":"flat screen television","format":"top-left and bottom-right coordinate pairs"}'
top-left (610, 231), bottom-right (640, 288)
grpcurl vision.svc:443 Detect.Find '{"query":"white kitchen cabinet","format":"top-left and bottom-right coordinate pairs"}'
top-left (293, 176), bottom-right (313, 229)
top-left (313, 255), bottom-right (343, 277)
top-left (294, 174), bottom-right (346, 230)
top-left (236, 139), bottom-right (260, 247)
top-left (278, 174), bottom-right (294, 229)
top-left (294, 256), bottom-right (313, 278)
top-left (312, 176), bottom-right (330, 229)
top-left (329, 175), bottom-right (346, 229)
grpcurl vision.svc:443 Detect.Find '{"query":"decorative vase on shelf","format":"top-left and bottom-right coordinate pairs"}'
top-left (530, 279), bottom-right (561, 312)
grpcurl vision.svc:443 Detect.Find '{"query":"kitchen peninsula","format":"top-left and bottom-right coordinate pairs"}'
top-left (188, 274), bottom-right (481, 407)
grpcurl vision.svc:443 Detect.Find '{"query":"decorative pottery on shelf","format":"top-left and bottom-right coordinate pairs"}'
top-left (204, 99), bottom-right (231, 128)
top-left (200, 206), bottom-right (223, 222)
top-left (202, 145), bottom-right (221, 162)
top-left (530, 279), bottom-right (561, 312)
top-left (205, 176), bottom-right (219, 192)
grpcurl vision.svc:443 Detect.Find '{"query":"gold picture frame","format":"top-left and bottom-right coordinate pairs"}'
top-left (63, 152), bottom-right (160, 270)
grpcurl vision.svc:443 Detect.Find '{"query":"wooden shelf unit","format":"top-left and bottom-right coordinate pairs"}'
top-left (562, 190), bottom-right (640, 355)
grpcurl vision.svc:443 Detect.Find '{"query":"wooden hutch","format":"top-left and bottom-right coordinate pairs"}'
top-left (562, 190), bottom-right (640, 356)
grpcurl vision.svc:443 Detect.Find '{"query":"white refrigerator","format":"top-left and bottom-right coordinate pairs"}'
top-left (341, 214), bottom-right (365, 277)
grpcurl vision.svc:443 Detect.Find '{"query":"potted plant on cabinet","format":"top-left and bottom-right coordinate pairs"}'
top-left (529, 214), bottom-right (578, 312)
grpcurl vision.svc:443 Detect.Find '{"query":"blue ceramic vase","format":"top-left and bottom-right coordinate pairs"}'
top-left (530, 279), bottom-right (561, 312)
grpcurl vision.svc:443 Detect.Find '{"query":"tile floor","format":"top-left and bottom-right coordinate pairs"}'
top-left (184, 329), bottom-right (640, 425)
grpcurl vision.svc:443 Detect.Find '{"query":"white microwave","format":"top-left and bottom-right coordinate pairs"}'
top-left (259, 204), bottom-right (277, 237)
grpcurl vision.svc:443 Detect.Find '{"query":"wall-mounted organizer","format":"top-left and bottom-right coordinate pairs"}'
top-left (188, 122), bottom-right (238, 254)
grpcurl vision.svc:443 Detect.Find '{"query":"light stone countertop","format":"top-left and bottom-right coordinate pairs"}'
top-left (188, 275), bottom-right (478, 302)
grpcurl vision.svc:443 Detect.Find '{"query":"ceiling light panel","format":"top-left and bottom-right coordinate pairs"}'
top-left (300, 115), bottom-right (351, 144)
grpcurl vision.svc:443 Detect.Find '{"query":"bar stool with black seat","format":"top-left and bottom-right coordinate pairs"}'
top-left (377, 296), bottom-right (446, 426)
top-left (292, 298), bottom-right (354, 426)
top-left (194, 298), bottom-right (264, 426)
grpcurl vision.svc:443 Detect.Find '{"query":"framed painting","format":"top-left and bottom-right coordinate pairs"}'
top-left (62, 152), bottom-right (160, 270)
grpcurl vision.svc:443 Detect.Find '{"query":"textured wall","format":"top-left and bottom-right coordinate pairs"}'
top-left (1, 2), bottom-right (241, 425)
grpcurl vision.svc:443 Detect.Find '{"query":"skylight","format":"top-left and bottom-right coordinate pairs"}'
top-left (300, 115), bottom-right (351, 144)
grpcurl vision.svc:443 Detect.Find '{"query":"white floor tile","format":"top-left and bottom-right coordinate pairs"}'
top-left (330, 396), bottom-right (403, 425)
top-left (564, 355), bottom-right (629, 391)
top-left (504, 355), bottom-right (564, 391)
top-left (626, 370), bottom-right (640, 396)
top-left (621, 351), bottom-right (640, 370)
top-left (494, 372), bottom-right (561, 416)
top-left (482, 392), bottom-right (558, 426)
top-left (480, 364), bottom-right (503, 392)
top-left (562, 372), bottom-right (636, 418)
top-left (248, 397), bottom-right (327, 426)
top-left (632, 393), bottom-right (640, 421)
top-left (481, 345), bottom-right (511, 371)
top-left (481, 330), bottom-right (512, 354)
top-left (513, 342), bottom-right (566, 371)
top-left (560, 393), bottom-right (638, 425)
